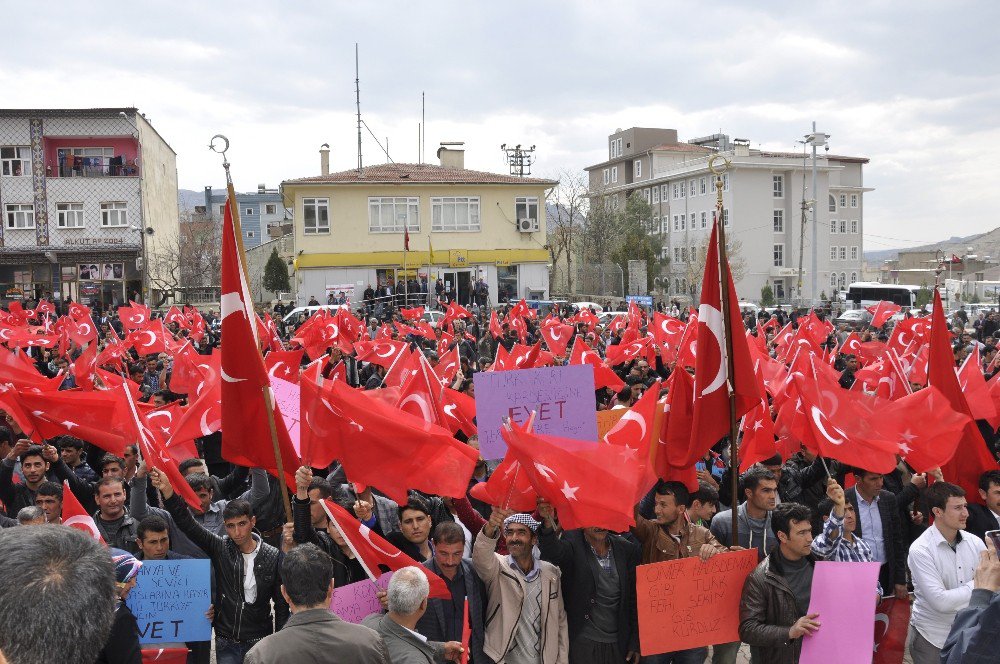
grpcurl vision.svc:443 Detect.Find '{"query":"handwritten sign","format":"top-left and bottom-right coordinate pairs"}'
top-left (330, 572), bottom-right (393, 624)
top-left (636, 549), bottom-right (758, 655)
top-left (474, 364), bottom-right (597, 459)
top-left (800, 561), bottom-right (881, 664)
top-left (596, 409), bottom-right (626, 440)
top-left (269, 376), bottom-right (300, 455)
top-left (127, 560), bottom-right (211, 644)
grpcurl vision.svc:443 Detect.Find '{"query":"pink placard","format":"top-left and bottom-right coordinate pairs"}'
top-left (269, 376), bottom-right (300, 455)
top-left (329, 572), bottom-right (392, 624)
top-left (800, 561), bottom-right (881, 664)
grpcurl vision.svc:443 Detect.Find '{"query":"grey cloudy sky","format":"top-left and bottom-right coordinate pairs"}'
top-left (3, 0), bottom-right (997, 251)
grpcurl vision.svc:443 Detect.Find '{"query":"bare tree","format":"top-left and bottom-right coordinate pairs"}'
top-left (545, 170), bottom-right (588, 294)
top-left (682, 233), bottom-right (746, 302)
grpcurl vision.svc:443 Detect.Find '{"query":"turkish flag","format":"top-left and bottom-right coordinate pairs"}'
top-left (540, 322), bottom-right (573, 357)
top-left (888, 316), bottom-right (930, 356)
top-left (395, 354), bottom-right (448, 426)
top-left (739, 403), bottom-right (778, 473)
top-left (489, 310), bottom-right (503, 339)
top-left (866, 301), bottom-right (902, 329)
top-left (310, 378), bottom-right (477, 504)
top-left (569, 338), bottom-right (624, 391)
top-left (468, 454), bottom-right (538, 511)
top-left (399, 306), bottom-right (424, 321)
top-left (126, 319), bottom-right (171, 356)
top-left (688, 221), bottom-right (759, 465)
top-left (441, 301), bottom-right (472, 330)
top-left (873, 597), bottom-right (909, 664)
top-left (141, 648), bottom-right (190, 664)
top-left (840, 331), bottom-right (863, 357)
top-left (873, 386), bottom-right (970, 473)
top-left (435, 344), bottom-right (461, 385)
top-left (382, 347), bottom-right (421, 388)
top-left (68, 301), bottom-right (92, 321)
top-left (502, 423), bottom-right (645, 531)
top-left (322, 498), bottom-right (451, 598)
top-left (118, 302), bottom-right (151, 331)
top-left (906, 344), bottom-right (930, 386)
top-left (570, 308), bottom-right (599, 332)
top-left (0, 385), bottom-right (45, 443)
top-left (62, 480), bottom-right (105, 542)
top-left (66, 317), bottom-right (98, 347)
top-left (659, 365), bottom-right (696, 473)
top-left (928, 290), bottom-right (998, 500)
top-left (436, 332), bottom-right (454, 358)
top-left (651, 313), bottom-right (685, 358)
top-left (16, 390), bottom-right (129, 456)
top-left (355, 339), bottom-right (407, 370)
top-left (957, 346), bottom-right (997, 421)
top-left (605, 337), bottom-right (653, 366)
top-left (219, 197), bottom-right (301, 490)
top-left (164, 306), bottom-right (190, 329)
top-left (441, 388), bottom-right (478, 437)
top-left (35, 299), bottom-right (55, 316)
top-left (602, 382), bottom-right (660, 502)
top-left (264, 349), bottom-right (303, 384)
top-left (71, 340), bottom-right (98, 390)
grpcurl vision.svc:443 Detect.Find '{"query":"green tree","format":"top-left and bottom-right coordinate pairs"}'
top-left (610, 193), bottom-right (663, 291)
top-left (915, 283), bottom-right (932, 308)
top-left (760, 284), bottom-right (775, 307)
top-left (262, 247), bottom-right (290, 295)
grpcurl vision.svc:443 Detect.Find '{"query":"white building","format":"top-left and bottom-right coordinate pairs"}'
top-left (585, 128), bottom-right (870, 304)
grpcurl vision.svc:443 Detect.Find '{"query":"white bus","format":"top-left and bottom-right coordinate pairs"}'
top-left (845, 282), bottom-right (919, 309)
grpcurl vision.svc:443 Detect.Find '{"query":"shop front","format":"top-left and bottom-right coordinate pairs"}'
top-left (0, 249), bottom-right (140, 312)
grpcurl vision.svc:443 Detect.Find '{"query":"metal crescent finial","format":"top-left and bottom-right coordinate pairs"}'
top-left (209, 134), bottom-right (233, 183)
top-left (708, 154), bottom-right (731, 175)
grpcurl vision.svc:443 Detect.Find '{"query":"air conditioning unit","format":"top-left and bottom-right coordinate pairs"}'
top-left (518, 217), bottom-right (538, 233)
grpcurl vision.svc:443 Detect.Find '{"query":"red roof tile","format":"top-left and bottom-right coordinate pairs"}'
top-left (283, 163), bottom-right (557, 186)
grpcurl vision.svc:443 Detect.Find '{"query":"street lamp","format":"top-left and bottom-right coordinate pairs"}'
top-left (804, 123), bottom-right (829, 306)
top-left (131, 224), bottom-right (154, 304)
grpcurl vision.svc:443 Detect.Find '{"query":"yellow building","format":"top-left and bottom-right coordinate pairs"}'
top-left (281, 143), bottom-right (556, 307)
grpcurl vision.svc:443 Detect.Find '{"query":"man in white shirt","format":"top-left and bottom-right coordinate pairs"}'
top-left (907, 481), bottom-right (986, 663)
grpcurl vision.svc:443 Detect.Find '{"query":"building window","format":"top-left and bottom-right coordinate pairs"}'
top-left (700, 177), bottom-right (707, 195)
top-left (431, 196), bottom-right (481, 232)
top-left (851, 194), bottom-right (858, 208)
top-left (303, 197), bottom-right (330, 234)
top-left (831, 273), bottom-right (838, 288)
top-left (246, 231), bottom-right (255, 238)
top-left (829, 194), bottom-right (836, 212)
top-left (265, 203), bottom-right (277, 214)
top-left (689, 179), bottom-right (697, 196)
top-left (831, 246), bottom-right (838, 261)
top-left (839, 194), bottom-right (847, 208)
top-left (689, 213), bottom-right (696, 229)
top-left (679, 180), bottom-right (685, 198)
top-left (245, 207), bottom-right (255, 216)
top-left (839, 220), bottom-right (847, 233)
top-left (773, 209), bottom-right (784, 233)
top-left (515, 196), bottom-right (539, 229)
top-left (723, 173), bottom-right (730, 191)
top-left (830, 219), bottom-right (838, 234)
top-left (839, 246), bottom-right (846, 260)
top-left (652, 187), bottom-right (660, 204)
top-left (680, 215), bottom-right (686, 231)
top-left (100, 202), bottom-right (127, 227)
top-left (774, 279), bottom-right (785, 300)
top-left (851, 220), bottom-right (858, 234)
top-left (652, 215), bottom-right (660, 233)
top-left (700, 212), bottom-right (708, 229)
top-left (723, 209), bottom-right (730, 226)
top-left (662, 218), bottom-right (669, 234)
top-left (643, 189), bottom-right (650, 203)
top-left (219, 205), bottom-right (226, 216)
top-left (660, 184), bottom-right (668, 200)
top-left (56, 202), bottom-right (85, 228)
top-left (4, 204), bottom-right (34, 229)
top-left (673, 183), bottom-right (681, 200)
top-left (773, 175), bottom-right (784, 198)
top-left (611, 194), bottom-right (619, 208)
top-left (1, 147), bottom-right (31, 176)
top-left (681, 247), bottom-right (688, 262)
top-left (774, 244), bottom-right (784, 267)
top-left (369, 197), bottom-right (419, 233)
top-left (611, 166), bottom-right (618, 183)
top-left (673, 215), bottom-right (680, 232)
top-left (851, 272), bottom-right (858, 283)
top-left (838, 272), bottom-right (846, 289)
top-left (602, 169), bottom-right (610, 186)
top-left (610, 137), bottom-right (622, 159)
top-left (851, 246), bottom-right (858, 260)
top-left (674, 247), bottom-right (681, 263)
top-left (634, 160), bottom-right (642, 178)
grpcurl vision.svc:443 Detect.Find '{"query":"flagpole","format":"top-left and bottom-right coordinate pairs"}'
top-left (710, 155), bottom-right (741, 548)
top-left (210, 134), bottom-right (293, 525)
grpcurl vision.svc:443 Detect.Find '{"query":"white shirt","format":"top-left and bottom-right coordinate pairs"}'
top-left (403, 625), bottom-right (428, 643)
top-left (907, 524), bottom-right (985, 648)
top-left (242, 539), bottom-right (260, 604)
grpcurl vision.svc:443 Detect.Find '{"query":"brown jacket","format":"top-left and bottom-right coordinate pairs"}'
top-left (738, 552), bottom-right (814, 664)
top-left (631, 514), bottom-right (726, 565)
top-left (472, 526), bottom-right (568, 664)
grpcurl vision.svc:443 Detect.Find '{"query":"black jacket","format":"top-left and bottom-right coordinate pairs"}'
top-left (95, 602), bottom-right (142, 664)
top-left (846, 487), bottom-right (905, 586)
top-left (291, 496), bottom-right (366, 587)
top-left (164, 493), bottom-right (289, 642)
top-left (416, 558), bottom-right (487, 664)
top-left (966, 503), bottom-right (1000, 542)
top-left (537, 527), bottom-right (640, 657)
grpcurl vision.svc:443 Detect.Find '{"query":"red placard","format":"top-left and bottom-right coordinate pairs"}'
top-left (636, 549), bottom-right (758, 655)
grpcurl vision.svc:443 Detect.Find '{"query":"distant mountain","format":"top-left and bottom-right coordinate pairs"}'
top-left (864, 229), bottom-right (1000, 263)
top-left (178, 188), bottom-right (209, 213)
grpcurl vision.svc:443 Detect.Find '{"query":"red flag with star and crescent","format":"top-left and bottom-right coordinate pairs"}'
top-left (62, 479), bottom-right (105, 543)
top-left (686, 220), bottom-right (759, 466)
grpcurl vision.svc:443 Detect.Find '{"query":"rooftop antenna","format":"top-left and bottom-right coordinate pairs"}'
top-left (422, 91), bottom-right (426, 165)
top-left (355, 43), bottom-right (362, 175)
top-left (500, 143), bottom-right (536, 177)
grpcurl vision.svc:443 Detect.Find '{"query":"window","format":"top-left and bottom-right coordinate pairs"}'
top-left (851, 272), bottom-right (858, 283)
top-left (773, 209), bottom-right (784, 233)
top-left (1, 147), bottom-right (31, 176)
top-left (689, 180), bottom-right (697, 196)
top-left (828, 195), bottom-right (836, 212)
top-left (634, 160), bottom-right (642, 178)
top-left (723, 209), bottom-right (730, 226)
top-left (839, 272), bottom-right (847, 289)
top-left (831, 273), bottom-right (838, 287)
top-left (611, 166), bottom-right (618, 183)
top-left (652, 187), bottom-right (660, 204)
top-left (774, 279), bottom-right (785, 299)
top-left (839, 246), bottom-right (846, 260)
top-left (851, 194), bottom-right (858, 208)
top-left (100, 202), bottom-right (127, 227)
top-left (674, 247), bottom-right (681, 262)
top-left (432, 197), bottom-right (480, 232)
top-left (673, 183), bottom-right (681, 199)
top-left (679, 180), bottom-right (685, 198)
top-left (219, 205), bottom-right (226, 216)
top-left (56, 202), bottom-right (84, 228)
top-left (4, 204), bottom-right (34, 229)
top-left (831, 219), bottom-right (838, 234)
top-left (652, 215), bottom-right (659, 233)
top-left (831, 246), bottom-right (838, 261)
top-left (673, 215), bottom-right (680, 232)
top-left (839, 194), bottom-right (847, 208)
top-left (690, 213), bottom-right (696, 229)
top-left (680, 215), bottom-right (686, 231)
top-left (303, 197), bottom-right (330, 234)
top-left (643, 189), bottom-right (650, 204)
top-left (701, 212), bottom-right (708, 229)
top-left (611, 194), bottom-right (619, 208)
top-left (774, 244), bottom-right (784, 267)
top-left (661, 248), bottom-right (669, 260)
top-left (610, 137), bottom-right (622, 159)
top-left (660, 184), bottom-right (668, 200)
top-left (244, 207), bottom-right (255, 216)
top-left (851, 246), bottom-right (858, 260)
top-left (851, 220), bottom-right (858, 234)
top-left (516, 196), bottom-right (539, 229)
top-left (369, 197), bottom-right (419, 233)
top-left (839, 220), bottom-right (847, 234)
top-left (265, 204), bottom-right (277, 215)
top-left (700, 177), bottom-right (707, 195)
top-left (602, 169), bottom-right (610, 186)
top-left (246, 231), bottom-right (255, 238)
top-left (661, 218), bottom-right (668, 234)
top-left (723, 173), bottom-right (730, 191)
top-left (681, 247), bottom-right (688, 262)
top-left (773, 175), bottom-right (784, 198)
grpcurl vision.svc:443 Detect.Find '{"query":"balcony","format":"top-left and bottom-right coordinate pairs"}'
top-left (52, 155), bottom-right (138, 178)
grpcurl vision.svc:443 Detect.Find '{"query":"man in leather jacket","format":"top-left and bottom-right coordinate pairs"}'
top-left (150, 467), bottom-right (289, 664)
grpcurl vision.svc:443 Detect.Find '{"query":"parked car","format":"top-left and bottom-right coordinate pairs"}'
top-left (598, 311), bottom-right (628, 327)
top-left (421, 310), bottom-right (445, 328)
top-left (833, 309), bottom-right (872, 329)
top-left (571, 301), bottom-right (604, 315)
top-left (282, 304), bottom-right (349, 325)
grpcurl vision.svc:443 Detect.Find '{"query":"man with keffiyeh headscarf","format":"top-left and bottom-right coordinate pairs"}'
top-left (95, 548), bottom-right (143, 664)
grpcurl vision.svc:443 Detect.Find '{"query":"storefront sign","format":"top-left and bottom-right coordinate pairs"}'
top-left (64, 237), bottom-right (129, 246)
top-left (495, 259), bottom-right (511, 267)
top-left (449, 250), bottom-right (469, 267)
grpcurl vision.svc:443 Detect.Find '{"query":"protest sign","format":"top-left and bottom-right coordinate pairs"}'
top-left (474, 364), bottom-right (597, 459)
top-left (330, 572), bottom-right (392, 623)
top-left (800, 561), bottom-right (881, 664)
top-left (636, 549), bottom-right (758, 655)
top-left (269, 375), bottom-right (300, 455)
top-left (596, 408), bottom-right (626, 439)
top-left (127, 560), bottom-right (211, 644)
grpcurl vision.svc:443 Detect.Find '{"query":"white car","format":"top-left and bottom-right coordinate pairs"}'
top-left (571, 301), bottom-right (604, 315)
top-left (282, 304), bottom-right (348, 325)
top-left (421, 310), bottom-right (445, 328)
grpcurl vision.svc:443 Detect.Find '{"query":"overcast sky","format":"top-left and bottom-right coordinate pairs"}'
top-left (3, 1), bottom-right (996, 251)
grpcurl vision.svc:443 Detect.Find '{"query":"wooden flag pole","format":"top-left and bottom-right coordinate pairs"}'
top-left (710, 155), bottom-right (741, 548)
top-left (262, 385), bottom-right (294, 524)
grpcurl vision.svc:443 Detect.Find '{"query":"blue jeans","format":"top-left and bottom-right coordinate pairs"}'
top-left (215, 636), bottom-right (254, 664)
top-left (644, 647), bottom-right (708, 664)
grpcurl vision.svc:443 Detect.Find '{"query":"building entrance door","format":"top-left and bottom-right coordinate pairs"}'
top-left (442, 270), bottom-right (473, 306)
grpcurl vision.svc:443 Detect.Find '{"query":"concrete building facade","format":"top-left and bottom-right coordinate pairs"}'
top-left (200, 184), bottom-right (287, 249)
top-left (585, 127), bottom-right (870, 304)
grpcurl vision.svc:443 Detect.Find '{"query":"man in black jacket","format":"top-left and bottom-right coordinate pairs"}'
top-left (150, 467), bottom-right (288, 664)
top-left (537, 501), bottom-right (641, 664)
top-left (291, 465), bottom-right (365, 587)
top-left (967, 470), bottom-right (1000, 542)
top-left (846, 467), bottom-right (908, 599)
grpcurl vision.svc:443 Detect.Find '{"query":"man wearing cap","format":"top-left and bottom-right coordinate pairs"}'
top-left (473, 507), bottom-right (568, 664)
top-left (95, 548), bottom-right (144, 663)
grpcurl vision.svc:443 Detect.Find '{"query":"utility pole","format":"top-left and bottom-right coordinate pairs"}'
top-left (355, 44), bottom-right (362, 175)
top-left (804, 123), bottom-right (829, 306)
top-left (500, 144), bottom-right (536, 177)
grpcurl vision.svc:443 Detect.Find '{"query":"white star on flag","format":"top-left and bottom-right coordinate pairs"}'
top-left (619, 444), bottom-right (638, 460)
top-left (561, 481), bottom-right (579, 501)
top-left (752, 420), bottom-right (764, 431)
top-left (899, 442), bottom-right (913, 455)
top-left (900, 430), bottom-right (916, 443)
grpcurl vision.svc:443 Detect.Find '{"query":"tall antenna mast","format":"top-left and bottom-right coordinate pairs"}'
top-left (355, 43), bottom-right (362, 175)
top-left (421, 91), bottom-right (425, 165)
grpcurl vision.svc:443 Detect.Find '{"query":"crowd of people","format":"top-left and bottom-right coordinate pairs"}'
top-left (2, 291), bottom-right (1000, 664)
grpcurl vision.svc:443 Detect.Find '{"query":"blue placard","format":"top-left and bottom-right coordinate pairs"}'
top-left (127, 559), bottom-right (212, 643)
top-left (625, 295), bottom-right (653, 308)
